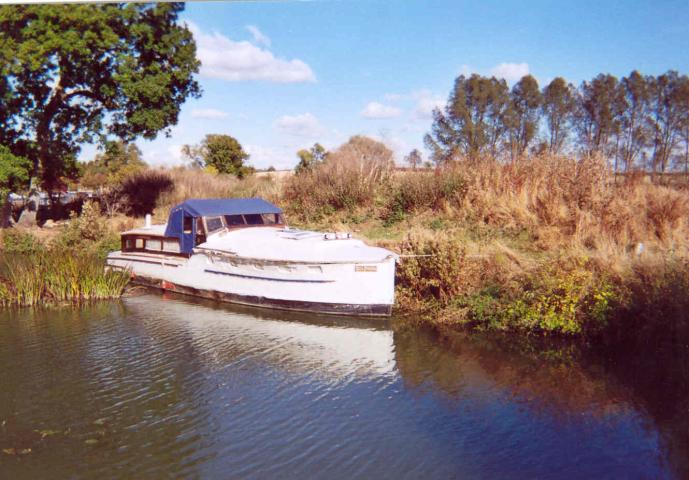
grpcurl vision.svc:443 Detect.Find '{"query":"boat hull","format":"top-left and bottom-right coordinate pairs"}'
top-left (106, 251), bottom-right (396, 317)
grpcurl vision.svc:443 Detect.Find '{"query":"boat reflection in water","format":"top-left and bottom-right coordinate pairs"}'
top-left (126, 293), bottom-right (397, 381)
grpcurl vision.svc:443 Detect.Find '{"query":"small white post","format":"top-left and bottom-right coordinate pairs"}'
top-left (144, 214), bottom-right (152, 229)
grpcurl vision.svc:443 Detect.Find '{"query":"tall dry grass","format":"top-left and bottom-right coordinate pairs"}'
top-left (283, 135), bottom-right (395, 218)
top-left (450, 154), bottom-right (689, 255)
top-left (153, 167), bottom-right (282, 220)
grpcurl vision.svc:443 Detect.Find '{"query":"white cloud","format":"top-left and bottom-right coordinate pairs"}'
top-left (191, 108), bottom-right (229, 120)
top-left (489, 62), bottom-right (530, 82)
top-left (246, 25), bottom-right (271, 47)
top-left (141, 144), bottom-right (184, 166)
top-left (361, 102), bottom-right (402, 119)
top-left (245, 144), bottom-right (293, 170)
top-left (188, 21), bottom-right (315, 83)
top-left (412, 90), bottom-right (445, 119)
top-left (274, 113), bottom-right (325, 137)
top-left (167, 144), bottom-right (184, 163)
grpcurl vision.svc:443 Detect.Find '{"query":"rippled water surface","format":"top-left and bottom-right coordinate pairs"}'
top-left (0, 294), bottom-right (686, 478)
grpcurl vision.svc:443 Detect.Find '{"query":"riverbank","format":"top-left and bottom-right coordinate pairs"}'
top-left (3, 152), bottom-right (689, 345)
top-left (276, 153), bottom-right (689, 342)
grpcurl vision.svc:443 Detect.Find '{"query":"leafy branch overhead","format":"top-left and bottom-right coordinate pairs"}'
top-left (0, 3), bottom-right (201, 190)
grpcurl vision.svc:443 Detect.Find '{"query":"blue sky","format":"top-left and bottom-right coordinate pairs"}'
top-left (83, 0), bottom-right (689, 169)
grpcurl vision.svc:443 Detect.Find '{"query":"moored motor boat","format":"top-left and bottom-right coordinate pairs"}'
top-left (106, 198), bottom-right (397, 316)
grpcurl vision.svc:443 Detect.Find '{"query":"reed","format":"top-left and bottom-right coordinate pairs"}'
top-left (0, 248), bottom-right (129, 307)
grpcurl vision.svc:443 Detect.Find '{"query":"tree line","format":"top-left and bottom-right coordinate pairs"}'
top-left (425, 71), bottom-right (689, 175)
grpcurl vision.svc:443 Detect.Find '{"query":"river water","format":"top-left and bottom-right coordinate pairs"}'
top-left (0, 293), bottom-right (686, 479)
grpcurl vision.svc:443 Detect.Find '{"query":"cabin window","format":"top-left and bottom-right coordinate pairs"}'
top-left (135, 238), bottom-right (144, 249)
top-left (261, 213), bottom-right (281, 225)
top-left (163, 239), bottom-right (180, 253)
top-left (145, 239), bottom-right (162, 251)
top-left (205, 216), bottom-right (225, 234)
top-left (125, 238), bottom-right (135, 250)
top-left (183, 216), bottom-right (193, 234)
top-left (244, 214), bottom-right (264, 225)
top-left (225, 214), bottom-right (245, 226)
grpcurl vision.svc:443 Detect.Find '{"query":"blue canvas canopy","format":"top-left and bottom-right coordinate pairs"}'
top-left (164, 198), bottom-right (282, 254)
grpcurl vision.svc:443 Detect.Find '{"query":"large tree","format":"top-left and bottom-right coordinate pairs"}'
top-left (425, 74), bottom-right (511, 162)
top-left (647, 71), bottom-right (687, 174)
top-left (182, 134), bottom-right (252, 177)
top-left (542, 77), bottom-right (576, 154)
top-left (575, 74), bottom-right (627, 158)
top-left (0, 3), bottom-right (200, 191)
top-left (619, 71), bottom-right (651, 171)
top-left (506, 74), bottom-right (542, 159)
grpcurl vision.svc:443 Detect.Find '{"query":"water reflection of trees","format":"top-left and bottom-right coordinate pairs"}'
top-left (393, 326), bottom-right (689, 479)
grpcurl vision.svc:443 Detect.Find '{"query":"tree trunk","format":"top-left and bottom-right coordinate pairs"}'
top-left (0, 193), bottom-right (12, 229)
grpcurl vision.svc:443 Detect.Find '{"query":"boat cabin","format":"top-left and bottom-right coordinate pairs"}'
top-left (121, 198), bottom-right (285, 256)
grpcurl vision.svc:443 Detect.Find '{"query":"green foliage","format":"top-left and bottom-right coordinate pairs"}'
top-left (424, 73), bottom-right (511, 162)
top-left (80, 141), bottom-right (147, 189)
top-left (0, 146), bottom-right (31, 196)
top-left (52, 201), bottom-right (120, 260)
top-left (0, 249), bottom-right (129, 307)
top-left (295, 143), bottom-right (328, 175)
top-left (0, 3), bottom-right (200, 191)
top-left (395, 236), bottom-right (469, 309)
top-left (182, 134), bottom-right (252, 177)
top-left (429, 218), bottom-right (446, 230)
top-left (2, 229), bottom-right (44, 256)
top-left (457, 257), bottom-right (614, 336)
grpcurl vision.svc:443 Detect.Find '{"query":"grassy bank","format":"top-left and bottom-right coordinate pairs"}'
top-left (6, 150), bottom-right (689, 341)
top-left (0, 203), bottom-right (128, 307)
top-left (282, 152), bottom-right (688, 340)
top-left (107, 151), bottom-right (689, 342)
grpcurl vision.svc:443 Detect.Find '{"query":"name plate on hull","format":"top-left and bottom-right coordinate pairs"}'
top-left (355, 265), bottom-right (377, 272)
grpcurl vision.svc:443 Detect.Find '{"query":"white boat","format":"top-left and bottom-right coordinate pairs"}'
top-left (106, 198), bottom-right (397, 316)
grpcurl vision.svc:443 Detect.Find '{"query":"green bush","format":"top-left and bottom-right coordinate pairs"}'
top-left (395, 236), bottom-right (470, 309)
top-left (456, 257), bottom-right (614, 336)
top-left (1, 229), bottom-right (44, 256)
top-left (52, 201), bottom-right (119, 260)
